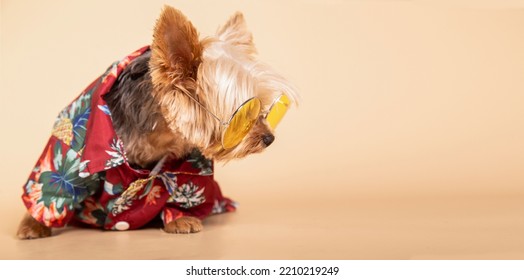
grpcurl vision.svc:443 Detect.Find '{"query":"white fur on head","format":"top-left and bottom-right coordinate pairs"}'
top-left (216, 12), bottom-right (257, 55)
top-left (151, 7), bottom-right (299, 161)
top-left (194, 12), bottom-right (299, 160)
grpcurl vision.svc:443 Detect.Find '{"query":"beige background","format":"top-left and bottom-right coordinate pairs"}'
top-left (1, 0), bottom-right (524, 259)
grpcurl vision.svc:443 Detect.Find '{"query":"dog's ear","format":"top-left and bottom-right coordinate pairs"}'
top-left (150, 5), bottom-right (201, 90)
top-left (217, 12), bottom-right (256, 54)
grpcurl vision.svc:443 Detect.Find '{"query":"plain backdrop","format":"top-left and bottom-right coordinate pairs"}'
top-left (1, 0), bottom-right (524, 259)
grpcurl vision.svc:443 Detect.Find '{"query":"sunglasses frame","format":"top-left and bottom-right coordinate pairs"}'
top-left (220, 97), bottom-right (261, 149)
top-left (180, 90), bottom-right (288, 149)
top-left (262, 94), bottom-right (289, 128)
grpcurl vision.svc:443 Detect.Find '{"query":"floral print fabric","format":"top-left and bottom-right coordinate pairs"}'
top-left (21, 46), bottom-right (236, 230)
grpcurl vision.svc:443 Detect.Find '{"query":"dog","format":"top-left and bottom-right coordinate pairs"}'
top-left (16, 5), bottom-right (298, 239)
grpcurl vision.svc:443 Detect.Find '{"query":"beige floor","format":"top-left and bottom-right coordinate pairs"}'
top-left (2, 0), bottom-right (524, 259)
top-left (2, 193), bottom-right (524, 259)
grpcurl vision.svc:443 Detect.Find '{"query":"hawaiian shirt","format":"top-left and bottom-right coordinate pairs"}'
top-left (21, 46), bottom-right (236, 231)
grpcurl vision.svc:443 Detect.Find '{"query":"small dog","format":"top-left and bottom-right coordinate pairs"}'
top-left (17, 5), bottom-right (298, 239)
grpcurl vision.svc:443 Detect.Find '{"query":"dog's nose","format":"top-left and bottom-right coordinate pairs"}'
top-left (262, 134), bottom-right (275, 147)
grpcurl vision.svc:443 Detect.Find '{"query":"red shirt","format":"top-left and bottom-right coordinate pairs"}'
top-left (21, 47), bottom-right (235, 230)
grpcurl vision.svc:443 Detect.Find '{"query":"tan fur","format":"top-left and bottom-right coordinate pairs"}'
top-left (216, 12), bottom-right (257, 55)
top-left (18, 5), bottom-right (299, 239)
top-left (164, 216), bottom-right (203, 234)
top-left (123, 117), bottom-right (191, 167)
top-left (17, 213), bottom-right (52, 239)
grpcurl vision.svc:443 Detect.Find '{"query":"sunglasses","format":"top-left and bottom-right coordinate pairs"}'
top-left (181, 92), bottom-right (290, 149)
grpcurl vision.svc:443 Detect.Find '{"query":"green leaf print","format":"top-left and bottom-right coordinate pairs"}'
top-left (38, 141), bottom-right (100, 213)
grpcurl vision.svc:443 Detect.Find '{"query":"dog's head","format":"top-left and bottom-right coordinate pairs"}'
top-left (149, 6), bottom-right (299, 161)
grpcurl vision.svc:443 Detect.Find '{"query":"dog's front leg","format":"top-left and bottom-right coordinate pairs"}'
top-left (16, 213), bottom-right (52, 239)
top-left (164, 216), bottom-right (203, 234)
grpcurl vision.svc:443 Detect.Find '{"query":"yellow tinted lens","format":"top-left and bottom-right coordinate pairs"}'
top-left (222, 98), bottom-right (261, 149)
top-left (266, 95), bottom-right (290, 129)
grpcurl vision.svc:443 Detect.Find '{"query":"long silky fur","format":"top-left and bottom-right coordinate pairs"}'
top-left (105, 5), bottom-right (300, 167)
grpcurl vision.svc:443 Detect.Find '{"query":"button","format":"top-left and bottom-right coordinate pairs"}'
top-left (115, 221), bottom-right (130, 231)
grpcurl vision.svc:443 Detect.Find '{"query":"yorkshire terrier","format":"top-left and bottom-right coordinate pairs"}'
top-left (16, 5), bottom-right (298, 239)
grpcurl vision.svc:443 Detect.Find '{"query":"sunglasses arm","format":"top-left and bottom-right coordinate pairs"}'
top-left (180, 90), bottom-right (226, 125)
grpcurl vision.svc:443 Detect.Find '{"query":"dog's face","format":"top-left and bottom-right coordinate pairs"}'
top-left (149, 6), bottom-right (298, 161)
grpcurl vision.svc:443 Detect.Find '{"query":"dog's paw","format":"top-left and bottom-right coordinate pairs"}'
top-left (16, 214), bottom-right (52, 240)
top-left (164, 216), bottom-right (203, 234)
